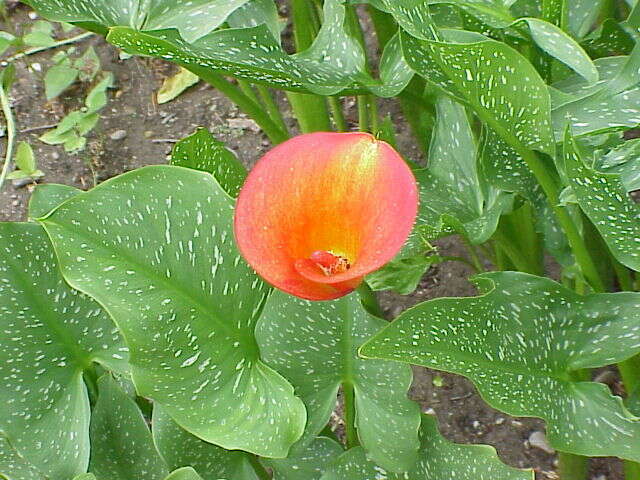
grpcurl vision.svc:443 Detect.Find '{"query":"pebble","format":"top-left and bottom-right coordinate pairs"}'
top-left (528, 431), bottom-right (555, 454)
top-left (110, 130), bottom-right (127, 141)
top-left (51, 151), bottom-right (60, 160)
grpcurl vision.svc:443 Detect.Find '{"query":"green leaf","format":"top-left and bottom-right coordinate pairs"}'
top-left (552, 50), bottom-right (640, 137)
top-left (14, 141), bottom-right (36, 174)
top-left (89, 375), bottom-right (169, 480)
top-left (629, 387), bottom-right (640, 417)
top-left (563, 130), bottom-right (640, 271)
top-left (64, 132), bottom-right (87, 152)
top-left (164, 468), bottom-right (204, 480)
top-left (44, 63), bottom-right (79, 100)
top-left (264, 437), bottom-right (343, 480)
top-left (152, 405), bottom-right (258, 480)
top-left (0, 434), bottom-right (45, 480)
top-left (361, 271), bottom-right (640, 460)
top-left (157, 67), bottom-right (200, 104)
top-left (28, 183), bottom-right (83, 219)
top-left (400, 32), bottom-right (555, 156)
top-left (567, 0), bottom-right (605, 38)
top-left (0, 31), bottom-right (17, 56)
top-left (0, 222), bottom-right (129, 479)
top-left (73, 474), bottom-right (97, 480)
top-left (22, 20), bottom-right (55, 47)
top-left (104, 7), bottom-right (404, 97)
top-left (170, 128), bottom-right (246, 198)
top-left (85, 72), bottom-right (113, 112)
top-left (256, 291), bottom-right (421, 473)
top-left (582, 19), bottom-right (636, 58)
top-left (594, 138), bottom-right (640, 192)
top-left (39, 165), bottom-right (306, 457)
top-left (75, 46), bottom-right (101, 82)
top-left (515, 18), bottom-right (598, 84)
top-left (415, 96), bottom-right (512, 245)
top-left (366, 255), bottom-right (438, 295)
top-left (319, 415), bottom-right (533, 480)
top-left (227, 0), bottom-right (282, 41)
top-left (23, 0), bottom-right (250, 43)
top-left (143, 0), bottom-right (251, 42)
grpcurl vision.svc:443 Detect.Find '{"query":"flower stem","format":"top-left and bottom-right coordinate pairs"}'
top-left (343, 380), bottom-right (359, 449)
top-left (357, 95), bottom-right (370, 132)
top-left (328, 96), bottom-right (347, 132)
top-left (0, 75), bottom-right (16, 194)
top-left (357, 283), bottom-right (385, 318)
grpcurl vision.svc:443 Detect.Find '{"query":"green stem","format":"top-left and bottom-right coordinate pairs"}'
top-left (625, 460), bottom-right (640, 480)
top-left (482, 117), bottom-right (606, 292)
top-left (186, 67), bottom-right (289, 144)
top-left (255, 85), bottom-right (289, 135)
top-left (248, 454), bottom-right (271, 480)
top-left (369, 96), bottom-right (379, 134)
top-left (343, 381), bottom-right (359, 449)
top-left (0, 77), bottom-right (16, 194)
top-left (357, 95), bottom-right (370, 132)
top-left (237, 79), bottom-right (261, 105)
top-left (558, 452), bottom-right (589, 480)
top-left (3, 31), bottom-right (94, 64)
top-left (328, 96), bottom-right (348, 132)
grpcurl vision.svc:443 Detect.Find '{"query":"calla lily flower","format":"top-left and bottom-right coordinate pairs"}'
top-left (234, 132), bottom-right (418, 301)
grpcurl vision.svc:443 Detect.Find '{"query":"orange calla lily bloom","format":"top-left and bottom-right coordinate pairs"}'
top-left (234, 132), bottom-right (418, 301)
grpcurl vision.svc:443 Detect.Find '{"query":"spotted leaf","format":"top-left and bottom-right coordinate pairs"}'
top-left (170, 128), bottom-right (246, 198)
top-left (263, 437), bottom-right (344, 480)
top-left (255, 291), bottom-right (421, 473)
top-left (22, 0), bottom-right (251, 42)
top-left (0, 222), bottom-right (128, 479)
top-left (152, 405), bottom-right (258, 480)
top-left (552, 49), bottom-right (640, 137)
top-left (89, 375), bottom-right (169, 480)
top-left (415, 96), bottom-right (512, 245)
top-left (361, 272), bottom-right (640, 460)
top-left (38, 165), bottom-right (306, 457)
top-left (400, 31), bottom-right (555, 156)
top-left (164, 468), bottom-right (205, 480)
top-left (319, 415), bottom-right (533, 480)
top-left (28, 183), bottom-right (82, 219)
top-left (563, 130), bottom-right (640, 271)
top-left (0, 434), bottom-right (45, 480)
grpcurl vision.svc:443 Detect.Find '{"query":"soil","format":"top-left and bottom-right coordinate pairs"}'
top-left (0, 6), bottom-right (625, 480)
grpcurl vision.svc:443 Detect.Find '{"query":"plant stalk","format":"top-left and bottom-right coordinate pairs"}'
top-left (357, 283), bottom-right (385, 318)
top-left (357, 95), bottom-right (370, 132)
top-left (186, 67), bottom-right (289, 144)
top-left (327, 96), bottom-right (347, 132)
top-left (248, 454), bottom-right (271, 480)
top-left (0, 77), bottom-right (16, 194)
top-left (255, 85), bottom-right (289, 135)
top-left (3, 31), bottom-right (94, 64)
top-left (343, 380), bottom-right (359, 449)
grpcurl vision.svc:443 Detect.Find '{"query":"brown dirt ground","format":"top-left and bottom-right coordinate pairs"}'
top-left (0, 5), bottom-right (625, 480)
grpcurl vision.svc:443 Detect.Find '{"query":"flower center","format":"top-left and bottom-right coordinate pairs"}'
top-left (309, 250), bottom-right (351, 276)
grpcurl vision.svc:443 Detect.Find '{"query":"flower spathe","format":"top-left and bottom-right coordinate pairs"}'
top-left (234, 132), bottom-right (418, 301)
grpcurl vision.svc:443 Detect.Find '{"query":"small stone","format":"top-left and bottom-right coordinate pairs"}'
top-left (593, 475), bottom-right (606, 480)
top-left (495, 417), bottom-right (505, 425)
top-left (28, 11), bottom-right (38, 19)
top-left (144, 130), bottom-right (154, 138)
top-left (50, 151), bottom-right (60, 160)
top-left (12, 177), bottom-right (33, 189)
top-left (31, 63), bottom-right (42, 72)
top-left (110, 130), bottom-right (127, 141)
top-left (12, 200), bottom-right (19, 207)
top-left (472, 420), bottom-right (481, 429)
top-left (227, 118), bottom-right (260, 133)
top-left (528, 431), bottom-right (555, 454)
